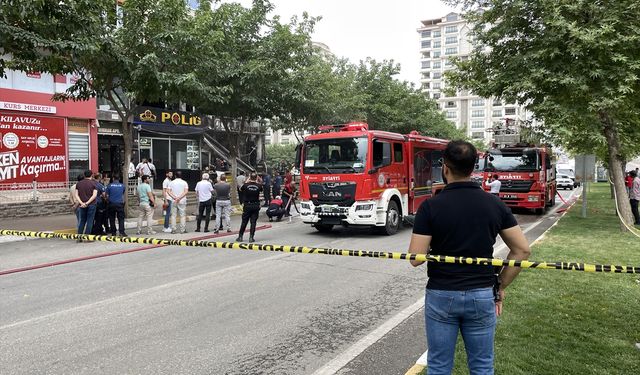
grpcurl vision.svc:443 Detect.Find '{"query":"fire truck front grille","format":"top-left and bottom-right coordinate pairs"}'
top-left (309, 182), bottom-right (356, 207)
top-left (500, 180), bottom-right (534, 193)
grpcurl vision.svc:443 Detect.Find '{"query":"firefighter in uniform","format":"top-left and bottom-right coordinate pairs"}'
top-left (236, 172), bottom-right (263, 243)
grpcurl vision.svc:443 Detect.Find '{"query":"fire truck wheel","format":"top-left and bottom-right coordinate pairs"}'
top-left (380, 200), bottom-right (401, 235)
top-left (314, 224), bottom-right (334, 233)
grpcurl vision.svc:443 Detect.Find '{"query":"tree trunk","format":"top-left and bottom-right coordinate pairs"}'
top-left (601, 114), bottom-right (634, 231)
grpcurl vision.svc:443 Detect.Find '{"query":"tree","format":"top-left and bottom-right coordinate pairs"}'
top-left (190, 0), bottom-right (316, 202)
top-left (273, 56), bottom-right (463, 140)
top-left (445, 0), bottom-right (640, 229)
top-left (265, 144), bottom-right (297, 172)
top-left (1, 0), bottom-right (208, 215)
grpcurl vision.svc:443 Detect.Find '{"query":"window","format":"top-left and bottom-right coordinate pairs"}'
top-left (421, 82), bottom-right (430, 90)
top-left (393, 143), bottom-right (403, 163)
top-left (505, 107), bottom-right (516, 115)
top-left (444, 59), bottom-right (453, 67)
top-left (68, 134), bottom-right (90, 179)
top-left (431, 150), bottom-right (444, 183)
top-left (281, 138), bottom-right (289, 144)
top-left (432, 82), bottom-right (441, 89)
top-left (413, 149), bottom-right (432, 190)
top-left (433, 51), bottom-right (441, 58)
top-left (493, 100), bottom-right (502, 106)
top-left (471, 121), bottom-right (485, 129)
top-left (445, 47), bottom-right (457, 55)
top-left (445, 25), bottom-right (458, 33)
top-left (433, 93), bottom-right (441, 99)
top-left (471, 109), bottom-right (485, 117)
top-left (492, 109), bottom-right (502, 117)
top-left (445, 36), bottom-right (457, 44)
top-left (421, 40), bottom-right (431, 49)
top-left (445, 101), bottom-right (456, 108)
top-left (304, 137), bottom-right (368, 174)
top-left (433, 72), bottom-right (442, 79)
top-left (472, 132), bottom-right (484, 139)
top-left (373, 140), bottom-right (392, 168)
top-left (446, 111), bottom-right (457, 119)
top-left (422, 52), bottom-right (430, 59)
top-left (421, 30), bottom-right (431, 38)
top-left (472, 99), bottom-right (485, 106)
top-left (433, 61), bottom-right (441, 69)
top-left (433, 30), bottom-right (441, 37)
top-left (433, 41), bottom-right (441, 48)
top-left (446, 14), bottom-right (458, 22)
top-left (421, 61), bottom-right (430, 69)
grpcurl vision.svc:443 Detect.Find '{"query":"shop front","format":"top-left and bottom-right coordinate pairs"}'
top-left (133, 106), bottom-right (206, 189)
top-left (97, 119), bottom-right (126, 177)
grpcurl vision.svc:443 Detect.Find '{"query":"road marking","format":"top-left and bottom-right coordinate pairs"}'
top-left (312, 297), bottom-right (425, 375)
top-left (0, 253), bottom-right (290, 331)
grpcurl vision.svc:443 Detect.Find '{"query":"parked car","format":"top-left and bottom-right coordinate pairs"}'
top-left (557, 176), bottom-right (574, 190)
top-left (558, 169), bottom-right (579, 187)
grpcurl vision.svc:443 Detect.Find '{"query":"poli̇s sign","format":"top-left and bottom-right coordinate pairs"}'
top-left (0, 114), bottom-right (67, 183)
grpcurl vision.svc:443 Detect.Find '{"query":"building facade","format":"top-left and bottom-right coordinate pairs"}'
top-left (0, 71), bottom-right (97, 185)
top-left (417, 13), bottom-right (528, 143)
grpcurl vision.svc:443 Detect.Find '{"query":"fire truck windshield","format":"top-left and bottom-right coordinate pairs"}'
top-left (303, 137), bottom-right (368, 174)
top-left (485, 149), bottom-right (539, 172)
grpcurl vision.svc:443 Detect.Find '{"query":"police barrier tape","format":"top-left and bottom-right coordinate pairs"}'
top-left (1, 229), bottom-right (639, 274)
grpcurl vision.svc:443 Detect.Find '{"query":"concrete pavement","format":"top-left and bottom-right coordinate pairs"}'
top-left (0, 189), bottom-right (577, 374)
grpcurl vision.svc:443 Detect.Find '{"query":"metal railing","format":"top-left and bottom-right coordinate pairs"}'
top-left (0, 181), bottom-right (72, 203)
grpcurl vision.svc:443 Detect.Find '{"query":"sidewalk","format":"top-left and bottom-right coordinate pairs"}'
top-left (0, 200), bottom-right (244, 236)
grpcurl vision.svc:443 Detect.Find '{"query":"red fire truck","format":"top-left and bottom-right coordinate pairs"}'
top-left (482, 145), bottom-right (556, 214)
top-left (297, 122), bottom-right (448, 235)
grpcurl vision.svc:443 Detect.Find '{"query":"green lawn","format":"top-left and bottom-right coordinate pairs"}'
top-left (422, 183), bottom-right (640, 374)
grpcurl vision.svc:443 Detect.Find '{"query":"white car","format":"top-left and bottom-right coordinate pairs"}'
top-left (557, 176), bottom-right (574, 190)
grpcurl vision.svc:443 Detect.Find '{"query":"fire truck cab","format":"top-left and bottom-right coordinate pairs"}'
top-left (298, 122), bottom-right (448, 235)
top-left (483, 145), bottom-right (556, 214)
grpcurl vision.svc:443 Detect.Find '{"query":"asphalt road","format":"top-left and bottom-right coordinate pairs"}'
top-left (0, 189), bottom-right (578, 375)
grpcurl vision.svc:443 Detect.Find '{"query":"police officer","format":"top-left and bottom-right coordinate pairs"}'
top-left (236, 172), bottom-right (263, 243)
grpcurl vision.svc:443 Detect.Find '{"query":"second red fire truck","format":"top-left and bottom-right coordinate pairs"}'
top-left (482, 144), bottom-right (556, 214)
top-left (297, 122), bottom-right (448, 235)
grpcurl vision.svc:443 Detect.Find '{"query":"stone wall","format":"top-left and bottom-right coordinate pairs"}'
top-left (0, 200), bottom-right (72, 219)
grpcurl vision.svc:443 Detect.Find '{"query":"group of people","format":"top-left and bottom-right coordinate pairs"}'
top-left (231, 170), bottom-right (298, 242)
top-left (69, 170), bottom-right (127, 241)
top-left (625, 168), bottom-right (640, 225)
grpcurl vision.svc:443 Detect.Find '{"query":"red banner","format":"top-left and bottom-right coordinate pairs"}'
top-left (0, 113), bottom-right (67, 183)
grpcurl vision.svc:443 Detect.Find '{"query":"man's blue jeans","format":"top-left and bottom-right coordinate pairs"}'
top-left (77, 205), bottom-right (97, 235)
top-left (425, 287), bottom-right (496, 375)
top-left (164, 200), bottom-right (172, 229)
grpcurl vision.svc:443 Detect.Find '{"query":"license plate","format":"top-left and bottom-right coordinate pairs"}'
top-left (502, 194), bottom-right (518, 199)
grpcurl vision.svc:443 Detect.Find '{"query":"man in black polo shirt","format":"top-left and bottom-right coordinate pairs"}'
top-left (409, 140), bottom-right (531, 375)
top-left (236, 172), bottom-right (263, 243)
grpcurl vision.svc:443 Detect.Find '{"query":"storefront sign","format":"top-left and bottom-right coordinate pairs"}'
top-left (133, 106), bottom-right (205, 134)
top-left (0, 114), bottom-right (67, 183)
top-left (0, 101), bottom-right (57, 114)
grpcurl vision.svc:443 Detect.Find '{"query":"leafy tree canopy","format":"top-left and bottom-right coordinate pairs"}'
top-left (445, 0), bottom-right (640, 227)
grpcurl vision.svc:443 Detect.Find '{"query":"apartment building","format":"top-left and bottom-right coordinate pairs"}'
top-left (417, 13), bottom-right (528, 143)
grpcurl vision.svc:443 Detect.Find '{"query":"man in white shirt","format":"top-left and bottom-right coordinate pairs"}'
top-left (162, 171), bottom-right (173, 233)
top-left (486, 174), bottom-right (502, 196)
top-left (136, 158), bottom-right (152, 177)
top-left (128, 159), bottom-right (136, 179)
top-left (167, 171), bottom-right (189, 234)
top-left (195, 173), bottom-right (215, 232)
top-left (236, 171), bottom-right (246, 204)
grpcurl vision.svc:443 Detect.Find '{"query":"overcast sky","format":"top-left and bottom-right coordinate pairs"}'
top-left (233, 0), bottom-right (457, 86)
